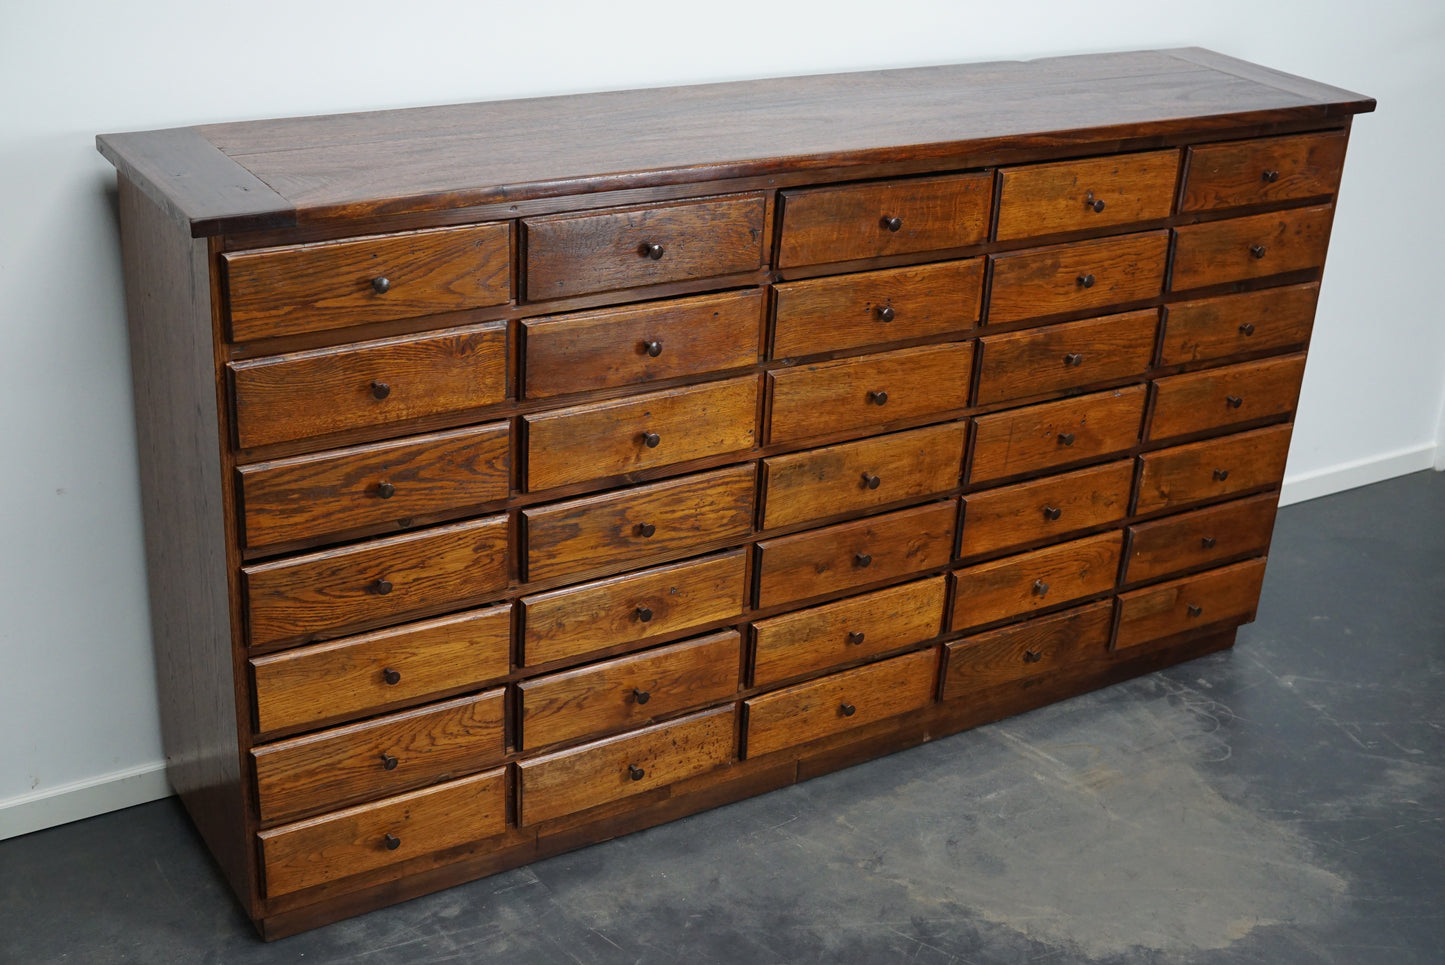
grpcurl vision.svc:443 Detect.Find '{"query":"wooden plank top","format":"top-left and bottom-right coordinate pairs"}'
top-left (96, 48), bottom-right (1373, 238)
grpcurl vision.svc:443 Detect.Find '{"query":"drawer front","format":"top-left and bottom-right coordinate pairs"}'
top-left (975, 309), bottom-right (1158, 405)
top-left (755, 500), bottom-right (958, 610)
top-left (518, 706), bottom-right (736, 826)
top-left (771, 259), bottom-right (984, 358)
top-left (524, 465), bottom-right (756, 583)
top-left (519, 631), bottom-right (740, 750)
top-left (969, 385), bottom-right (1146, 483)
top-left (768, 341), bottom-right (974, 445)
top-left (522, 550), bottom-right (746, 667)
top-left (524, 195), bottom-right (766, 300)
top-left (959, 459), bottom-right (1134, 559)
top-left (1181, 131), bottom-right (1348, 212)
top-left (231, 322), bottom-right (508, 450)
top-left (1125, 493), bottom-right (1278, 584)
top-left (996, 150), bottom-right (1178, 241)
top-left (252, 689), bottom-right (506, 823)
top-left (522, 290), bottom-right (763, 399)
top-left (1136, 424), bottom-right (1293, 515)
top-left (1159, 283), bottom-right (1318, 366)
top-left (525, 377), bottom-right (758, 491)
top-left (744, 648), bottom-right (938, 759)
top-left (238, 422), bottom-right (510, 551)
top-left (258, 768), bottom-right (506, 897)
top-left (761, 422), bottom-right (966, 530)
top-left (751, 576), bottom-right (946, 687)
top-left (1148, 353), bottom-right (1306, 441)
top-left (943, 600), bottom-right (1113, 698)
top-left (1115, 557), bottom-right (1268, 650)
top-left (250, 604), bottom-right (511, 734)
top-left (1171, 205), bottom-right (1333, 292)
top-left (224, 223), bottom-right (512, 343)
top-left (949, 530), bottom-right (1123, 632)
top-left (244, 515), bottom-right (510, 648)
top-left (988, 231), bottom-right (1168, 325)
top-left (778, 172), bottom-right (992, 268)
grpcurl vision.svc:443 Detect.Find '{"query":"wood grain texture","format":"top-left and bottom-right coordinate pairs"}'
top-left (524, 465), bottom-right (756, 582)
top-left (1170, 205), bottom-right (1333, 291)
top-left (943, 600), bottom-right (1113, 697)
top-left (1114, 557), bottom-right (1267, 649)
top-left (522, 550), bottom-right (746, 667)
top-left (1180, 130), bottom-right (1347, 212)
top-left (522, 290), bottom-right (763, 399)
top-left (949, 530), bottom-right (1123, 632)
top-left (230, 322), bottom-right (508, 450)
top-left (244, 515), bottom-right (510, 647)
top-left (768, 342), bottom-right (974, 445)
top-left (238, 423), bottom-right (510, 551)
top-left (259, 768), bottom-right (507, 896)
top-left (959, 459), bottom-right (1135, 559)
top-left (1135, 423), bottom-right (1293, 514)
top-left (223, 223), bottom-right (511, 342)
top-left (524, 194), bottom-right (765, 300)
top-left (969, 385), bottom-right (1146, 483)
top-left (995, 149), bottom-right (1178, 241)
top-left (771, 259), bottom-right (983, 358)
top-left (250, 604), bottom-right (512, 734)
top-left (751, 576), bottom-right (946, 687)
top-left (988, 230), bottom-right (1168, 325)
top-left (1159, 283), bottom-right (1318, 365)
top-left (1147, 352), bottom-right (1306, 441)
top-left (518, 707), bottom-right (736, 826)
top-left (761, 423), bottom-right (966, 529)
top-left (974, 309), bottom-right (1158, 405)
top-left (1124, 492), bottom-right (1278, 584)
top-left (744, 648), bottom-right (938, 759)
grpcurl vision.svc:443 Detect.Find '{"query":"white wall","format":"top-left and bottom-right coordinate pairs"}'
top-left (2, 0), bottom-right (1441, 836)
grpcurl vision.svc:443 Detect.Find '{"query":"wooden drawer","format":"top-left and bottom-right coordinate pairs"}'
top-left (969, 385), bottom-right (1146, 483)
top-left (518, 706), bottom-right (736, 826)
top-left (761, 422), bottom-right (965, 530)
top-left (519, 631), bottom-right (740, 750)
top-left (771, 259), bottom-right (983, 358)
top-left (754, 500), bottom-right (957, 609)
top-left (768, 341), bottom-right (973, 445)
top-left (942, 600), bottom-right (1113, 699)
top-left (238, 422), bottom-right (510, 551)
top-left (975, 309), bottom-right (1158, 405)
top-left (987, 230), bottom-right (1168, 325)
top-left (777, 172), bottom-right (992, 268)
top-left (1115, 557), bottom-right (1268, 650)
top-left (1148, 353), bottom-right (1306, 441)
top-left (252, 689), bottom-right (506, 824)
top-left (1181, 131), bottom-right (1348, 212)
top-left (224, 223), bottom-right (512, 343)
top-left (1124, 493), bottom-right (1278, 584)
top-left (1171, 205), bottom-right (1333, 292)
top-left (524, 465), bottom-right (756, 583)
top-left (1159, 283), bottom-right (1318, 365)
top-left (524, 194), bottom-right (766, 300)
top-left (1135, 423), bottom-right (1293, 515)
top-left (244, 515), bottom-right (510, 648)
top-left (231, 322), bottom-right (508, 450)
top-left (258, 768), bottom-right (507, 897)
top-left (524, 377), bottom-right (758, 491)
top-left (522, 290), bottom-right (763, 399)
top-left (522, 550), bottom-right (746, 668)
top-left (949, 530), bottom-right (1122, 632)
top-left (744, 648), bottom-right (937, 758)
top-left (751, 576), bottom-right (946, 687)
top-left (250, 604), bottom-right (511, 734)
top-left (996, 150), bottom-right (1178, 241)
top-left (959, 459), bottom-right (1134, 559)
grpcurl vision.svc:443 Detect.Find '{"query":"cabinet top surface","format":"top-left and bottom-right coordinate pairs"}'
top-left (96, 47), bottom-right (1373, 238)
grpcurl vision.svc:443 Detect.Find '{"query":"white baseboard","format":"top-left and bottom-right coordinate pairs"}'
top-left (0, 761), bottom-right (172, 840)
top-left (1281, 442), bottom-right (1440, 506)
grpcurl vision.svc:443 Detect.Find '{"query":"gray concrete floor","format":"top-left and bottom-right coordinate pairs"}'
top-left (3, 470), bottom-right (1442, 964)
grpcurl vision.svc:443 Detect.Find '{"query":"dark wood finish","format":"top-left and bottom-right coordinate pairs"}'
top-left (1180, 131), bottom-right (1348, 212)
top-left (959, 460), bottom-right (1134, 559)
top-left (1114, 557), bottom-right (1268, 649)
top-left (1170, 205), bottom-right (1333, 291)
top-left (523, 290), bottom-right (763, 399)
top-left (1159, 283), bottom-right (1318, 365)
top-left (943, 600), bottom-right (1113, 697)
top-left (230, 322), bottom-right (508, 449)
top-left (969, 386), bottom-right (1147, 483)
top-left (1148, 353), bottom-right (1306, 440)
top-left (987, 231), bottom-right (1168, 325)
top-left (949, 530), bottom-right (1123, 632)
top-left (975, 309), bottom-right (1158, 405)
top-left (1135, 424), bottom-right (1293, 514)
top-left (1124, 493), bottom-right (1278, 583)
top-left (995, 150), bottom-right (1178, 241)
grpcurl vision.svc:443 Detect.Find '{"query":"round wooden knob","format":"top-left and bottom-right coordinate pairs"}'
top-left (382, 667), bottom-right (401, 685)
top-left (637, 522), bottom-right (657, 538)
top-left (882, 216), bottom-right (902, 232)
top-left (370, 381), bottom-right (391, 400)
top-left (636, 605), bottom-right (654, 622)
top-left (847, 631), bottom-right (866, 645)
top-left (371, 276), bottom-right (391, 294)
top-left (633, 688), bottom-right (651, 705)
top-left (855, 553), bottom-right (872, 568)
top-left (628, 764), bottom-right (646, 781)
top-left (642, 431), bottom-right (661, 448)
top-left (370, 579), bottom-right (393, 595)
top-left (384, 833), bottom-right (401, 850)
top-left (839, 703), bottom-right (857, 717)
top-left (380, 753), bottom-right (399, 771)
top-left (641, 243), bottom-right (665, 260)
top-left (1077, 274), bottom-right (1096, 289)
top-left (377, 481), bottom-right (396, 499)
top-left (877, 306), bottom-right (896, 322)
top-left (867, 390), bottom-right (888, 405)
top-left (861, 472), bottom-right (881, 490)
top-left (644, 340), bottom-right (663, 358)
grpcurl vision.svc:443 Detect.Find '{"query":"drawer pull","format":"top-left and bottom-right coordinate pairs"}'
top-left (882, 216), bottom-right (903, 232)
top-left (1239, 322), bottom-right (1256, 336)
top-left (1200, 536), bottom-right (1217, 549)
top-left (1077, 274), bottom-right (1096, 289)
top-left (1084, 192), bottom-right (1106, 213)
top-left (627, 764), bottom-right (646, 781)
top-left (636, 522), bottom-right (657, 538)
top-left (381, 667), bottom-right (402, 685)
top-left (376, 480), bottom-right (396, 499)
top-left (1213, 468), bottom-right (1230, 481)
top-left (643, 340), bottom-right (664, 358)
top-left (370, 578), bottom-right (394, 595)
top-left (877, 305), bottom-right (896, 322)
top-left (380, 753), bottom-right (399, 771)
top-left (1033, 579), bottom-right (1050, 596)
top-left (635, 605), bottom-right (654, 622)
top-left (370, 380), bottom-right (391, 400)
top-left (642, 431), bottom-right (661, 448)
top-left (861, 472), bottom-right (881, 490)
top-left (1187, 603), bottom-right (1203, 618)
top-left (1249, 244), bottom-right (1267, 260)
top-left (1063, 352), bottom-right (1084, 367)
top-left (839, 702), bottom-right (857, 717)
top-left (1023, 649), bottom-right (1043, 663)
top-left (632, 688), bottom-right (651, 705)
top-left (867, 389), bottom-right (889, 405)
top-left (847, 630), bottom-right (866, 645)
top-left (1225, 395), bottom-right (1244, 409)
top-left (855, 553), bottom-right (873, 568)
top-left (1058, 432), bottom-right (1076, 447)
top-left (1043, 506), bottom-right (1062, 521)
top-left (370, 276), bottom-right (391, 294)
top-left (1262, 169), bottom-right (1281, 183)
top-left (383, 833), bottom-right (402, 851)
top-left (640, 243), bottom-right (665, 261)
